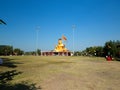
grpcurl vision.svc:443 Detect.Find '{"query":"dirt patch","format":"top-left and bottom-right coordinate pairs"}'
top-left (41, 73), bottom-right (99, 90)
top-left (40, 58), bottom-right (120, 90)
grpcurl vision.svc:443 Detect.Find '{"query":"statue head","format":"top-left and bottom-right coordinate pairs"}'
top-left (58, 38), bottom-right (62, 45)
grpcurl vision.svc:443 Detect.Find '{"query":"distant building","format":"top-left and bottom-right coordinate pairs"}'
top-left (42, 36), bottom-right (72, 56)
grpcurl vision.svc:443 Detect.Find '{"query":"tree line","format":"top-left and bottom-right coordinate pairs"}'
top-left (0, 40), bottom-right (120, 58)
top-left (0, 45), bottom-right (41, 56)
top-left (0, 45), bottom-right (24, 56)
top-left (74, 40), bottom-right (120, 58)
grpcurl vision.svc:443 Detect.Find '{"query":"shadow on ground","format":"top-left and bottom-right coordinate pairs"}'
top-left (115, 58), bottom-right (120, 61)
top-left (0, 70), bottom-right (41, 90)
top-left (0, 58), bottom-right (23, 68)
top-left (0, 81), bottom-right (41, 90)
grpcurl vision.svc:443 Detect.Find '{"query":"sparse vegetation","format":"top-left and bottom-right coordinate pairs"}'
top-left (0, 56), bottom-right (120, 90)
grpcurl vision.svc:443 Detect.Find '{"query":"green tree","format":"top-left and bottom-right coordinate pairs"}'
top-left (37, 49), bottom-right (41, 55)
top-left (74, 51), bottom-right (81, 56)
top-left (84, 46), bottom-right (104, 57)
top-left (95, 46), bottom-right (103, 57)
top-left (0, 45), bottom-right (13, 56)
top-left (103, 40), bottom-right (120, 57)
top-left (86, 46), bottom-right (97, 56)
top-left (13, 48), bottom-right (24, 55)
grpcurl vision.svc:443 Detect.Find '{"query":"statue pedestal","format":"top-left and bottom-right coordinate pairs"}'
top-left (41, 36), bottom-right (72, 56)
top-left (41, 51), bottom-right (72, 56)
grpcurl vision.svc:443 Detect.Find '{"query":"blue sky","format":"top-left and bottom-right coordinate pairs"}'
top-left (0, 0), bottom-right (120, 51)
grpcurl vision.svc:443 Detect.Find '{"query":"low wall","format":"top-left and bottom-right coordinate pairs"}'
top-left (41, 51), bottom-right (72, 56)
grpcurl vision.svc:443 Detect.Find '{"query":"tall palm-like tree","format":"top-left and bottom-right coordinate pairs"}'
top-left (0, 19), bottom-right (6, 25)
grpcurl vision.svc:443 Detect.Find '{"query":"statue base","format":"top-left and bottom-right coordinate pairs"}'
top-left (41, 51), bottom-right (73, 56)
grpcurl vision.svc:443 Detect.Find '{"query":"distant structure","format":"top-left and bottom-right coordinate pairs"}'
top-left (54, 38), bottom-right (68, 52)
top-left (42, 35), bottom-right (72, 56)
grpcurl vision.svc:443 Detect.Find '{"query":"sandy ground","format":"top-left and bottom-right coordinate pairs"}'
top-left (40, 57), bottom-right (120, 90)
top-left (0, 56), bottom-right (120, 90)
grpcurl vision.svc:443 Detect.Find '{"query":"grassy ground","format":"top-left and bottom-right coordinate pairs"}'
top-left (0, 56), bottom-right (120, 90)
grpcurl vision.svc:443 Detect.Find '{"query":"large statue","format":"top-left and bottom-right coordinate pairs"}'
top-left (42, 35), bottom-right (72, 56)
top-left (54, 36), bottom-right (68, 52)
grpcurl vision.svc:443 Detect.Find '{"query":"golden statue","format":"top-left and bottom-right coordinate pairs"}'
top-left (54, 35), bottom-right (68, 52)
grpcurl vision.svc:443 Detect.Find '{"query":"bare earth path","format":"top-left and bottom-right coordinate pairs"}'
top-left (0, 56), bottom-right (120, 90)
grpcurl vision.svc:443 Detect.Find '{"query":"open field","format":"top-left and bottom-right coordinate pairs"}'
top-left (0, 56), bottom-right (120, 90)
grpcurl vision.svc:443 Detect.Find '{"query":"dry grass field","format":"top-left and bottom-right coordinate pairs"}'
top-left (0, 56), bottom-right (120, 90)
